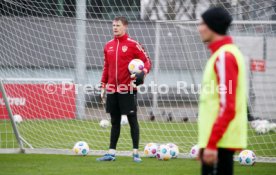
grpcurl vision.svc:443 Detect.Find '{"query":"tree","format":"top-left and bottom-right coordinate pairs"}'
top-left (142, 0), bottom-right (200, 20)
top-left (141, 0), bottom-right (275, 21)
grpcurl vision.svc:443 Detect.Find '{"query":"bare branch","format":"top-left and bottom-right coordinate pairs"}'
top-left (191, 0), bottom-right (199, 19)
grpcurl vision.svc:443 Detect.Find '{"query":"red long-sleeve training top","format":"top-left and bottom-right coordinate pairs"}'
top-left (101, 33), bottom-right (151, 92)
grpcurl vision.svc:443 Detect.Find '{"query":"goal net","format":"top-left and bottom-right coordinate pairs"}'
top-left (0, 0), bottom-right (275, 162)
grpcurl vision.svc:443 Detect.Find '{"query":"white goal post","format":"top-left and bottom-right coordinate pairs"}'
top-left (0, 0), bottom-right (276, 163)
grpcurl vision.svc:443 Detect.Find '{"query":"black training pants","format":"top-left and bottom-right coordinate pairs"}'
top-left (106, 92), bottom-right (139, 149)
top-left (200, 148), bottom-right (235, 175)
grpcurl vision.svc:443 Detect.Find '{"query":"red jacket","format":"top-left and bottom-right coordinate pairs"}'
top-left (206, 36), bottom-right (240, 151)
top-left (101, 33), bottom-right (151, 92)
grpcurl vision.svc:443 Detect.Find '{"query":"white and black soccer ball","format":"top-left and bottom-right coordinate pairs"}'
top-left (166, 143), bottom-right (179, 158)
top-left (189, 144), bottom-right (199, 159)
top-left (156, 144), bottom-right (172, 161)
top-left (121, 115), bottom-right (128, 125)
top-left (128, 59), bottom-right (144, 74)
top-left (144, 143), bottom-right (158, 158)
top-left (73, 141), bottom-right (90, 156)
top-left (99, 119), bottom-right (110, 128)
top-left (13, 114), bottom-right (23, 124)
top-left (238, 150), bottom-right (256, 166)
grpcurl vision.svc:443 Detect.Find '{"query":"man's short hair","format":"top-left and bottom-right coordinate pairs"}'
top-left (113, 16), bottom-right (128, 26)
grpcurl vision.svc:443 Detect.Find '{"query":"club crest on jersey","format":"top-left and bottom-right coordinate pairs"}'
top-left (122, 45), bottom-right (128, 52)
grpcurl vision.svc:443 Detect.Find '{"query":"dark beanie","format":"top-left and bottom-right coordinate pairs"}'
top-left (201, 7), bottom-right (232, 35)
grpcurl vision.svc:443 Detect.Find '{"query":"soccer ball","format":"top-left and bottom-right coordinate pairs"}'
top-left (73, 141), bottom-right (89, 156)
top-left (99, 119), bottom-right (110, 128)
top-left (250, 119), bottom-right (261, 129)
top-left (251, 119), bottom-right (270, 134)
top-left (255, 123), bottom-right (269, 134)
top-left (189, 144), bottom-right (199, 159)
top-left (251, 119), bottom-right (269, 129)
top-left (128, 59), bottom-right (144, 74)
top-left (156, 144), bottom-right (172, 161)
top-left (238, 150), bottom-right (256, 166)
top-left (267, 123), bottom-right (276, 132)
top-left (121, 115), bottom-right (128, 125)
top-left (13, 114), bottom-right (23, 124)
top-left (166, 143), bottom-right (179, 158)
top-left (144, 143), bottom-right (158, 157)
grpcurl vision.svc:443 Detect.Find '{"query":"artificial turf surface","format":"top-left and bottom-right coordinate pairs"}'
top-left (1, 120), bottom-right (275, 156)
top-left (0, 154), bottom-right (276, 175)
top-left (0, 119), bottom-right (275, 175)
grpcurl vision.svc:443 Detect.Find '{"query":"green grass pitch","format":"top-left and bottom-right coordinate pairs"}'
top-left (0, 154), bottom-right (275, 175)
top-left (0, 119), bottom-right (276, 174)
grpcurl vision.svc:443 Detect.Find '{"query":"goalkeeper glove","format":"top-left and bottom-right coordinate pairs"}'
top-left (131, 70), bottom-right (146, 87)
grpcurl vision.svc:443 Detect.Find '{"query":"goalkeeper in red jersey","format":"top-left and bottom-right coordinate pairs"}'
top-left (96, 16), bottom-right (151, 162)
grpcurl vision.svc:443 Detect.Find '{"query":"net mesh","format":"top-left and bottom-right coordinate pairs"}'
top-left (0, 0), bottom-right (276, 160)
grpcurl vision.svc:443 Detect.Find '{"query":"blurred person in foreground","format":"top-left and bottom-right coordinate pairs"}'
top-left (197, 7), bottom-right (247, 175)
